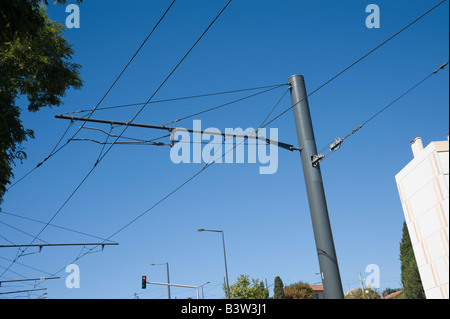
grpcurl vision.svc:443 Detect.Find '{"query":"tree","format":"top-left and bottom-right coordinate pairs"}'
top-left (273, 276), bottom-right (285, 299)
top-left (344, 287), bottom-right (381, 299)
top-left (284, 282), bottom-right (314, 299)
top-left (0, 0), bottom-right (83, 204)
top-left (224, 274), bottom-right (269, 299)
top-left (400, 221), bottom-right (426, 299)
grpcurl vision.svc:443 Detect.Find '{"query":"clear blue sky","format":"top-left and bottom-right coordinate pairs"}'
top-left (1, 0), bottom-right (448, 299)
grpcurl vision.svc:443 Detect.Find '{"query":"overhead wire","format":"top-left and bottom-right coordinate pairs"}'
top-left (319, 61), bottom-right (448, 161)
top-left (42, 79), bottom-right (295, 277)
top-left (6, 119), bottom-right (76, 192)
top-left (260, 0), bottom-right (448, 130)
top-left (27, 0), bottom-right (449, 286)
top-left (68, 84), bottom-right (288, 149)
top-left (7, 0), bottom-right (447, 292)
top-left (0, 220), bottom-right (50, 245)
top-left (162, 84), bottom-right (287, 126)
top-left (1, 0), bottom-right (234, 281)
top-left (0, 211), bottom-right (115, 243)
top-left (61, 83), bottom-right (288, 115)
top-left (5, 0), bottom-right (178, 192)
top-left (0, 0), bottom-right (179, 280)
top-left (95, 0), bottom-right (234, 167)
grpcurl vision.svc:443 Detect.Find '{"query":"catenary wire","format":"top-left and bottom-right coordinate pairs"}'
top-left (0, 0), bottom-right (233, 280)
top-left (319, 61), bottom-right (448, 160)
top-left (14, 0), bottom-right (447, 291)
top-left (61, 83), bottom-right (288, 115)
top-left (4, 1), bottom-right (177, 193)
top-left (28, 1), bottom-right (448, 284)
top-left (0, 211), bottom-right (115, 243)
top-left (260, 0), bottom-right (448, 130)
top-left (95, 0), bottom-right (234, 168)
top-left (41, 78), bottom-right (292, 279)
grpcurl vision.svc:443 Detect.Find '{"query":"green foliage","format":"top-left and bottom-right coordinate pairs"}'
top-left (0, 0), bottom-right (83, 203)
top-left (284, 282), bottom-right (314, 299)
top-left (0, 1), bottom-right (83, 43)
top-left (224, 274), bottom-right (269, 299)
top-left (344, 287), bottom-right (381, 299)
top-left (273, 276), bottom-right (285, 299)
top-left (400, 222), bottom-right (426, 299)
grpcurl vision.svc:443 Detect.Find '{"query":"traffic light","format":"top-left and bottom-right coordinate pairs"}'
top-left (142, 276), bottom-right (147, 289)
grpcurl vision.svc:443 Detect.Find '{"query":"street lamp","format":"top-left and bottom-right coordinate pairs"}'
top-left (199, 281), bottom-right (211, 299)
top-left (198, 228), bottom-right (230, 299)
top-left (150, 262), bottom-right (171, 299)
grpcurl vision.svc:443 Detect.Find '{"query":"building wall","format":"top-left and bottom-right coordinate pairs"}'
top-left (395, 137), bottom-right (449, 299)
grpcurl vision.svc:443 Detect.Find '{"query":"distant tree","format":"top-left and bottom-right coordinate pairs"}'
top-left (224, 274), bottom-right (269, 299)
top-left (273, 276), bottom-right (285, 299)
top-left (400, 222), bottom-right (425, 299)
top-left (284, 282), bottom-right (314, 299)
top-left (344, 287), bottom-right (381, 299)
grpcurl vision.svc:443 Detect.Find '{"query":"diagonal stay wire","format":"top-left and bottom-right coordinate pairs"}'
top-left (1, 0), bottom-right (233, 280)
top-left (201, 87), bottom-right (292, 167)
top-left (61, 83), bottom-right (288, 115)
top-left (319, 61), bottom-right (449, 160)
top-left (360, 62), bottom-right (448, 128)
top-left (260, 0), bottom-right (448, 130)
top-left (260, 87), bottom-right (291, 128)
top-left (163, 84), bottom-right (287, 126)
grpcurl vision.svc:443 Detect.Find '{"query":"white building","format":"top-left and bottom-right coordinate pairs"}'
top-left (395, 135), bottom-right (449, 299)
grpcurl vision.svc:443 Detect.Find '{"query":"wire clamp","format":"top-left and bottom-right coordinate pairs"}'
top-left (312, 153), bottom-right (325, 167)
top-left (329, 137), bottom-right (343, 152)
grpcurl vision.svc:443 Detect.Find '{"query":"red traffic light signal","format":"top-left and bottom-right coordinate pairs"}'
top-left (142, 276), bottom-right (147, 289)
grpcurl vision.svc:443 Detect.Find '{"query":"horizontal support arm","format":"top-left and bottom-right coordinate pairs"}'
top-left (0, 243), bottom-right (119, 248)
top-left (55, 114), bottom-right (299, 151)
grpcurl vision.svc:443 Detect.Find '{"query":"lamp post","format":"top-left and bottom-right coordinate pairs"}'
top-left (150, 262), bottom-right (171, 299)
top-left (199, 281), bottom-right (211, 299)
top-left (198, 229), bottom-right (230, 299)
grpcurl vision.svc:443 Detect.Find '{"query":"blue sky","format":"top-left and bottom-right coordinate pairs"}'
top-left (0, 0), bottom-right (448, 299)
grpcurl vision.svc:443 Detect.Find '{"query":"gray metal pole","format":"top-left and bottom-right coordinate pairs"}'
top-left (288, 74), bottom-right (344, 299)
top-left (221, 232), bottom-right (231, 299)
top-left (166, 262), bottom-right (171, 300)
top-left (199, 229), bottom-right (231, 299)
